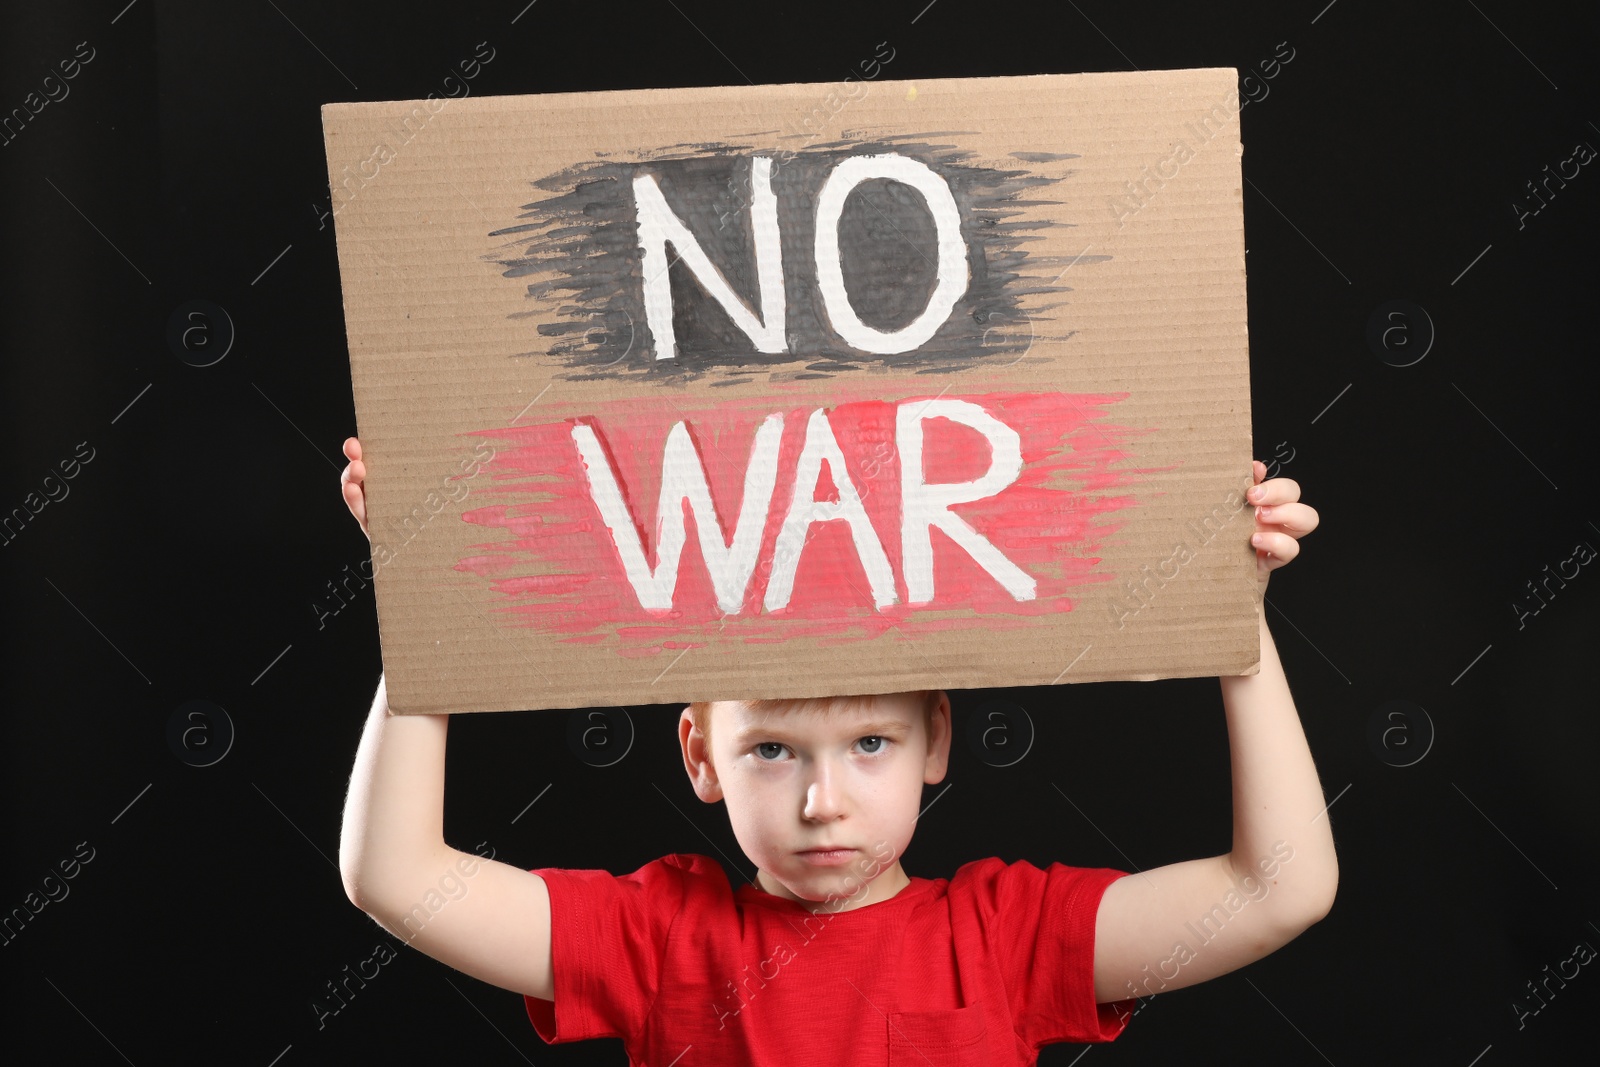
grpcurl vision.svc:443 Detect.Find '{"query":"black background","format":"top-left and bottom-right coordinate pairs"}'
top-left (2, 1), bottom-right (1596, 1063)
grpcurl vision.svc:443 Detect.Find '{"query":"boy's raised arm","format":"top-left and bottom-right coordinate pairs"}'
top-left (1090, 466), bottom-right (1338, 1004)
top-left (338, 674), bottom-right (449, 902)
top-left (337, 674), bottom-right (556, 1002)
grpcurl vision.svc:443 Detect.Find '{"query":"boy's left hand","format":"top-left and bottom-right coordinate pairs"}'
top-left (1247, 459), bottom-right (1318, 587)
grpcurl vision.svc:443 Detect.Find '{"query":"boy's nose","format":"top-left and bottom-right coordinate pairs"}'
top-left (802, 760), bottom-right (846, 821)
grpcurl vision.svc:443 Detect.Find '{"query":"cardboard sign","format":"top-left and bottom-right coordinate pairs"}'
top-left (321, 68), bottom-right (1259, 715)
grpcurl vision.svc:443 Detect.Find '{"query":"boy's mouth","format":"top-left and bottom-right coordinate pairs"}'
top-left (796, 847), bottom-right (857, 865)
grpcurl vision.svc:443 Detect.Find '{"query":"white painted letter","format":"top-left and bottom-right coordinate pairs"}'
top-left (573, 414), bottom-right (784, 612)
top-left (897, 399), bottom-right (1035, 603)
top-left (764, 409), bottom-right (897, 612)
top-left (634, 156), bottom-right (786, 360)
top-left (814, 153), bottom-right (968, 354)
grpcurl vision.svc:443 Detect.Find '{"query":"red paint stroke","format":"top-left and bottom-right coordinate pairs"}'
top-left (453, 386), bottom-right (1169, 650)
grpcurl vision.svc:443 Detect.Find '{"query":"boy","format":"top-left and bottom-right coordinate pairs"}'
top-left (337, 436), bottom-right (1335, 1063)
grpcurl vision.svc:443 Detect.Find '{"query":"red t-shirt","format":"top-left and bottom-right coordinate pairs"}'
top-left (524, 852), bottom-right (1134, 1065)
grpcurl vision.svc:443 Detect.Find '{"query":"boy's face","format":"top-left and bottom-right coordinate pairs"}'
top-left (678, 692), bottom-right (951, 911)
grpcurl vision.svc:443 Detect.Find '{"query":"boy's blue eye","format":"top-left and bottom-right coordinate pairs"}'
top-left (859, 736), bottom-right (884, 754)
top-left (756, 742), bottom-right (786, 760)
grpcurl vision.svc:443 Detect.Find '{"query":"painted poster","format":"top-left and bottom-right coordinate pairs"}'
top-left (322, 68), bottom-right (1258, 714)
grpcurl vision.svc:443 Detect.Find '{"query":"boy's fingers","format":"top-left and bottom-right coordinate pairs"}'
top-left (1248, 476), bottom-right (1300, 507)
top-left (341, 471), bottom-right (367, 523)
top-left (1255, 501), bottom-right (1318, 536)
top-left (1253, 530), bottom-right (1300, 564)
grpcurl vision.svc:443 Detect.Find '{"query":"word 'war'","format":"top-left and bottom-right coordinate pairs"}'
top-left (573, 398), bottom-right (1037, 616)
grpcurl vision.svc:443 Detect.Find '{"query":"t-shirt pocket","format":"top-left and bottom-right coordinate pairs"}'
top-left (886, 999), bottom-right (993, 1066)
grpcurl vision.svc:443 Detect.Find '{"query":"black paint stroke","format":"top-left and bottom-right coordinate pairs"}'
top-left (486, 133), bottom-right (1111, 383)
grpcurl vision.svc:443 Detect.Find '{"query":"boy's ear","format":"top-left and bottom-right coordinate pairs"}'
top-left (679, 707), bottom-right (724, 803)
top-left (923, 691), bottom-right (953, 785)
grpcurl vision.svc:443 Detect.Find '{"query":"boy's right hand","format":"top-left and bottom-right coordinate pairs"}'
top-left (341, 437), bottom-right (370, 543)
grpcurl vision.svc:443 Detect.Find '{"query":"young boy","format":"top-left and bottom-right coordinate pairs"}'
top-left (337, 436), bottom-right (1335, 1063)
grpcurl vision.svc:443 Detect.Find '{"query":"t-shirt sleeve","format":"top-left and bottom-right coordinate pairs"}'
top-left (972, 857), bottom-right (1136, 1047)
top-left (521, 854), bottom-right (695, 1046)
